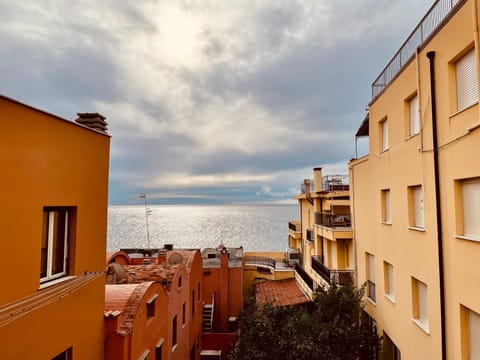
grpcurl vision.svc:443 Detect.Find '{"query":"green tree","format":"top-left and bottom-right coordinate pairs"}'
top-left (231, 283), bottom-right (380, 360)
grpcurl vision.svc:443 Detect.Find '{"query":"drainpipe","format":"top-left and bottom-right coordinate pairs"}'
top-left (426, 50), bottom-right (446, 360)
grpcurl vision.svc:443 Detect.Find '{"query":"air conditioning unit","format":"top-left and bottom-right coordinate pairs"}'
top-left (286, 248), bottom-right (300, 266)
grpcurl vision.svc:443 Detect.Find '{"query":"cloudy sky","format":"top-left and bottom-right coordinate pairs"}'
top-left (0, 0), bottom-right (433, 204)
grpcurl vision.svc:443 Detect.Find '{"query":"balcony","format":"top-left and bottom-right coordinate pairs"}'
top-left (322, 175), bottom-right (349, 191)
top-left (288, 221), bottom-right (300, 232)
top-left (315, 212), bottom-right (351, 228)
top-left (294, 263), bottom-right (314, 291)
top-left (306, 228), bottom-right (314, 242)
top-left (371, 0), bottom-right (465, 101)
top-left (311, 256), bottom-right (354, 286)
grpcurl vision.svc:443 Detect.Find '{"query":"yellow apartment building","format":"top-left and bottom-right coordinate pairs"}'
top-left (291, 167), bottom-right (355, 298)
top-left (350, 0), bottom-right (480, 359)
top-left (0, 96), bottom-right (110, 359)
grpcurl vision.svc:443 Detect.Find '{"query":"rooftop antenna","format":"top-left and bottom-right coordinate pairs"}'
top-left (139, 194), bottom-right (151, 249)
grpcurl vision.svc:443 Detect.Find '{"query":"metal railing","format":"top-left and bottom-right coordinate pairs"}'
top-left (322, 175), bottom-right (349, 191)
top-left (301, 181), bottom-right (314, 194)
top-left (244, 256), bottom-right (276, 269)
top-left (294, 263), bottom-right (314, 291)
top-left (311, 256), bottom-right (354, 286)
top-left (315, 212), bottom-right (351, 228)
top-left (288, 221), bottom-right (300, 232)
top-left (367, 280), bottom-right (376, 302)
top-left (372, 0), bottom-right (464, 100)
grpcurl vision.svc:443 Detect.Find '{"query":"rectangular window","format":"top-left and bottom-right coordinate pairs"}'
top-left (172, 315), bottom-right (177, 348)
top-left (384, 261), bottom-right (394, 302)
top-left (41, 208), bottom-right (70, 283)
top-left (460, 178), bottom-right (480, 240)
top-left (178, 276), bottom-right (182, 289)
top-left (182, 303), bottom-right (186, 325)
top-left (412, 277), bottom-right (429, 332)
top-left (366, 253), bottom-right (376, 303)
top-left (383, 332), bottom-right (401, 360)
top-left (147, 295), bottom-right (158, 319)
top-left (409, 94), bottom-right (420, 136)
top-left (456, 48), bottom-right (479, 112)
top-left (382, 189), bottom-right (391, 224)
top-left (380, 119), bottom-right (389, 151)
top-left (192, 290), bottom-right (195, 317)
top-left (52, 348), bottom-right (72, 360)
top-left (156, 339), bottom-right (164, 360)
top-left (408, 185), bottom-right (424, 229)
top-left (461, 306), bottom-right (480, 359)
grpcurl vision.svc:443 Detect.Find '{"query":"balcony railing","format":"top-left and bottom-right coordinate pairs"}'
top-left (315, 212), bottom-right (351, 228)
top-left (244, 256), bottom-right (276, 269)
top-left (301, 181), bottom-right (314, 194)
top-left (306, 228), bottom-right (314, 242)
top-left (288, 221), bottom-right (300, 232)
top-left (367, 280), bottom-right (376, 302)
top-left (311, 256), bottom-right (354, 286)
top-left (294, 263), bottom-right (314, 291)
top-left (372, 0), bottom-right (464, 101)
top-left (322, 175), bottom-right (349, 191)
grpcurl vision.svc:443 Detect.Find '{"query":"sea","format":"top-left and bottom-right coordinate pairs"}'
top-left (107, 204), bottom-right (299, 253)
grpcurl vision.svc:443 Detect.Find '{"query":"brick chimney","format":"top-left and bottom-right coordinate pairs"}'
top-left (75, 113), bottom-right (108, 134)
top-left (313, 167), bottom-right (323, 192)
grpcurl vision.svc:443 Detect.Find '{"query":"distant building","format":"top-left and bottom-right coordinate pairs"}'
top-left (350, 0), bottom-right (480, 358)
top-left (291, 167), bottom-right (354, 298)
top-left (105, 248), bottom-right (203, 360)
top-left (0, 95), bottom-right (110, 359)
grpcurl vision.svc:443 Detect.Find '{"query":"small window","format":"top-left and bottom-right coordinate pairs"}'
top-left (381, 189), bottom-right (391, 224)
top-left (52, 348), bottom-right (72, 360)
top-left (178, 276), bottom-right (182, 289)
top-left (459, 178), bottom-right (480, 240)
top-left (147, 295), bottom-right (158, 319)
top-left (383, 332), bottom-right (401, 360)
top-left (409, 94), bottom-right (420, 136)
top-left (182, 303), bottom-right (186, 325)
top-left (408, 185), bottom-right (424, 229)
top-left (366, 253), bottom-right (376, 303)
top-left (383, 261), bottom-right (394, 302)
top-left (155, 339), bottom-right (164, 360)
top-left (41, 208), bottom-right (71, 283)
top-left (412, 277), bottom-right (429, 332)
top-left (456, 48), bottom-right (479, 111)
top-left (380, 119), bottom-right (389, 152)
top-left (172, 315), bottom-right (177, 348)
top-left (461, 306), bottom-right (480, 359)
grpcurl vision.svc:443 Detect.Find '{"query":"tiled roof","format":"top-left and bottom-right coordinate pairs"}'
top-left (255, 279), bottom-right (311, 307)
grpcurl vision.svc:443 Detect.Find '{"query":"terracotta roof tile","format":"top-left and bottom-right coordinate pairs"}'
top-left (255, 279), bottom-right (311, 307)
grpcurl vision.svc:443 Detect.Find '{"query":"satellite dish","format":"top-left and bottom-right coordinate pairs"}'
top-left (168, 252), bottom-right (184, 265)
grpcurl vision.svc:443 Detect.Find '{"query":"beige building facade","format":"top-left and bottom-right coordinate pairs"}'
top-left (350, 1), bottom-right (480, 359)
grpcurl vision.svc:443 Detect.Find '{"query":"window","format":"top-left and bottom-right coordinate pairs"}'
top-left (198, 282), bottom-right (200, 302)
top-left (52, 348), bottom-right (72, 360)
top-left (380, 119), bottom-right (389, 151)
top-left (461, 306), bottom-right (480, 359)
top-left (459, 178), bottom-right (480, 240)
top-left (192, 290), bottom-right (195, 317)
top-left (408, 185), bottom-right (424, 229)
top-left (384, 261), bottom-right (394, 302)
top-left (381, 189), bottom-right (391, 224)
top-left (366, 253), bottom-right (376, 303)
top-left (156, 339), bottom-right (164, 360)
top-left (456, 48), bottom-right (479, 112)
top-left (147, 295), bottom-right (157, 319)
top-left (409, 94), bottom-right (420, 136)
top-left (412, 277), bottom-right (429, 332)
top-left (383, 332), bottom-right (401, 360)
top-left (182, 303), bottom-right (186, 325)
top-left (41, 208), bottom-right (71, 283)
top-left (172, 315), bottom-right (177, 349)
top-left (178, 276), bottom-right (182, 289)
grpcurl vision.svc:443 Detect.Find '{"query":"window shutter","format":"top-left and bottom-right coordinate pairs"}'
top-left (384, 190), bottom-right (391, 223)
top-left (382, 120), bottom-right (389, 151)
top-left (368, 254), bottom-right (375, 282)
top-left (414, 186), bottom-right (424, 228)
top-left (469, 309), bottom-right (480, 359)
top-left (456, 49), bottom-right (479, 111)
top-left (462, 180), bottom-right (480, 239)
top-left (409, 95), bottom-right (420, 135)
top-left (417, 281), bottom-right (428, 324)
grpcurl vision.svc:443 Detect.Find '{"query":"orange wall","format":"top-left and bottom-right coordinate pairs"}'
top-left (188, 252), bottom-right (204, 360)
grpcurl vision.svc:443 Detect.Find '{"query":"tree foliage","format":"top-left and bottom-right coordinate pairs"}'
top-left (231, 283), bottom-right (380, 360)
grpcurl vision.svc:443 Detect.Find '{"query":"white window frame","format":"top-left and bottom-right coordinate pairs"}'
top-left (382, 189), bottom-right (391, 224)
top-left (412, 278), bottom-right (429, 333)
top-left (41, 208), bottom-right (69, 283)
top-left (409, 94), bottom-right (420, 136)
top-left (465, 307), bottom-right (480, 359)
top-left (384, 261), bottom-right (395, 302)
top-left (381, 119), bottom-right (389, 152)
top-left (460, 178), bottom-right (480, 241)
top-left (409, 185), bottom-right (424, 229)
top-left (456, 48), bottom-right (479, 112)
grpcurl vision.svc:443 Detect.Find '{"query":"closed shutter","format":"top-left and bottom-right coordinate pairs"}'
top-left (462, 179), bottom-right (480, 239)
top-left (368, 253), bottom-right (375, 282)
top-left (469, 309), bottom-right (480, 359)
top-left (382, 120), bottom-right (389, 151)
top-left (417, 280), bottom-right (428, 325)
top-left (413, 186), bottom-right (424, 228)
top-left (409, 94), bottom-right (420, 136)
top-left (384, 189), bottom-right (391, 223)
top-left (386, 263), bottom-right (394, 296)
top-left (456, 48), bottom-right (479, 111)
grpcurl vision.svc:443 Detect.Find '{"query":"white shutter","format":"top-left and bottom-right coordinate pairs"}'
top-left (384, 189), bottom-right (391, 223)
top-left (417, 280), bottom-right (428, 326)
top-left (368, 253), bottom-right (375, 282)
top-left (414, 186), bottom-right (424, 228)
top-left (409, 94), bottom-right (420, 136)
top-left (469, 309), bottom-right (480, 359)
top-left (462, 179), bottom-right (480, 239)
top-left (382, 120), bottom-right (389, 151)
top-left (456, 48), bottom-right (479, 111)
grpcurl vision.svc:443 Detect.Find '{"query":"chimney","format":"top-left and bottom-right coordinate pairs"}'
top-left (75, 113), bottom-right (108, 134)
top-left (157, 250), bottom-right (167, 265)
top-left (313, 167), bottom-right (323, 192)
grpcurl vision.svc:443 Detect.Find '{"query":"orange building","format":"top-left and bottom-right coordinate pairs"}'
top-left (105, 248), bottom-right (203, 360)
top-left (0, 95), bottom-right (110, 359)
